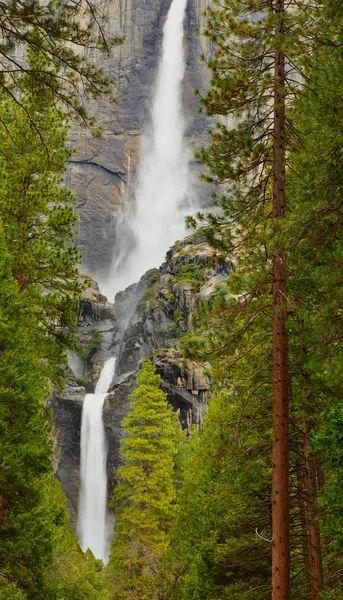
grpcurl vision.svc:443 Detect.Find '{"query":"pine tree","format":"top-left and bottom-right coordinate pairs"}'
top-left (165, 382), bottom-right (273, 600)
top-left (177, 1), bottom-right (343, 597)
top-left (284, 21), bottom-right (343, 592)
top-left (188, 0), bottom-right (341, 596)
top-left (0, 47), bottom-right (83, 382)
top-left (0, 3), bottom-right (121, 126)
top-left (107, 360), bottom-right (180, 600)
top-left (0, 221), bottom-right (55, 598)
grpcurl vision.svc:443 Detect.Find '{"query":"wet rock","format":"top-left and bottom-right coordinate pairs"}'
top-left (49, 392), bottom-right (83, 529)
top-left (69, 0), bottom-right (214, 276)
top-left (114, 232), bottom-right (230, 374)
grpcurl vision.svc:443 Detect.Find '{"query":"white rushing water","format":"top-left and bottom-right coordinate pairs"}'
top-left (102, 0), bottom-right (190, 299)
top-left (77, 357), bottom-right (116, 562)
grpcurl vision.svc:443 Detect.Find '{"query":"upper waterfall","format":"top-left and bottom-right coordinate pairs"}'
top-left (103, 0), bottom-right (190, 299)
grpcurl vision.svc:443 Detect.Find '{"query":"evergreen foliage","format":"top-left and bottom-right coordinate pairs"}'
top-left (0, 2), bottom-right (121, 126)
top-left (46, 481), bottom-right (107, 600)
top-left (161, 1), bottom-right (343, 598)
top-left (106, 360), bottom-right (180, 600)
top-left (0, 47), bottom-right (83, 383)
top-left (165, 388), bottom-right (272, 600)
top-left (0, 222), bottom-right (54, 598)
top-left (4, 2), bottom-right (343, 598)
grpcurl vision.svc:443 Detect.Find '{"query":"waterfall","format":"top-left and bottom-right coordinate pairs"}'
top-left (76, 0), bottom-right (190, 561)
top-left (103, 0), bottom-right (190, 299)
top-left (77, 357), bottom-right (116, 562)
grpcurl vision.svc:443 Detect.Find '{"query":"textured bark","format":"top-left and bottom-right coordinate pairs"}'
top-left (302, 418), bottom-right (323, 600)
top-left (272, 1), bottom-right (290, 598)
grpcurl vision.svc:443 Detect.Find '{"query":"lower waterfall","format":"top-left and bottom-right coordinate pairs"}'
top-left (77, 357), bottom-right (116, 562)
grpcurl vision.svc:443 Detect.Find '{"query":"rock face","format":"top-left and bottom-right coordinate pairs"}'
top-left (49, 275), bottom-right (119, 526)
top-left (50, 233), bottom-right (226, 527)
top-left (114, 231), bottom-right (230, 374)
top-left (103, 348), bottom-right (211, 495)
top-left (69, 0), bottom-right (213, 278)
top-left (50, 389), bottom-right (83, 528)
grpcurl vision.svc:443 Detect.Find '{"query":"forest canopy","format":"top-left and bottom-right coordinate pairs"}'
top-left (2, 0), bottom-right (343, 599)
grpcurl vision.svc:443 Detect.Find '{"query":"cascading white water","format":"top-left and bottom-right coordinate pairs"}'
top-left (102, 0), bottom-right (190, 298)
top-left (77, 357), bottom-right (116, 562)
top-left (77, 0), bottom-right (190, 560)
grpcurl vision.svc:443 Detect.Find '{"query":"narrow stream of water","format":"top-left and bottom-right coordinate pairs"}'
top-left (77, 358), bottom-right (116, 562)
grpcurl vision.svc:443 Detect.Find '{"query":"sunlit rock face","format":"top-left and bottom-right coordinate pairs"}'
top-left (68, 0), bottom-right (212, 278)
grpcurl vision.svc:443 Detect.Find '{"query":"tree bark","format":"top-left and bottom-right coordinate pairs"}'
top-left (272, 1), bottom-right (290, 599)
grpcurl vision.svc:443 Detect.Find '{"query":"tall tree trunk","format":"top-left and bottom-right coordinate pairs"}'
top-left (302, 418), bottom-right (323, 600)
top-left (272, 1), bottom-right (290, 598)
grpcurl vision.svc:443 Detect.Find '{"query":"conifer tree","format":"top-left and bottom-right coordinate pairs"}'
top-left (187, 1), bottom-right (328, 597)
top-left (193, 2), bottom-right (302, 595)
top-left (178, 1), bottom-right (343, 598)
top-left (0, 2), bottom-right (121, 126)
top-left (284, 24), bottom-right (343, 593)
top-left (0, 47), bottom-right (83, 382)
top-left (0, 221), bottom-right (55, 598)
top-left (107, 360), bottom-right (179, 600)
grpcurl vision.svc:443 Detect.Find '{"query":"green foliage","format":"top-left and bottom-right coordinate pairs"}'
top-left (0, 2), bottom-right (122, 127)
top-left (165, 389), bottom-right (272, 600)
top-left (0, 222), bottom-right (55, 598)
top-left (0, 584), bottom-right (27, 600)
top-left (46, 482), bottom-right (107, 600)
top-left (0, 48), bottom-right (83, 383)
top-left (170, 264), bottom-right (207, 291)
top-left (283, 37), bottom-right (343, 587)
top-left (106, 360), bottom-right (180, 599)
top-left (80, 328), bottom-right (104, 359)
top-left (137, 287), bottom-right (156, 313)
top-left (173, 310), bottom-right (183, 324)
top-left (137, 270), bottom-right (161, 313)
top-left (160, 1), bottom-right (343, 597)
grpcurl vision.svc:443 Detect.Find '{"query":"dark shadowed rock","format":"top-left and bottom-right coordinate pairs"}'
top-left (103, 371), bottom-right (137, 496)
top-left (50, 392), bottom-right (83, 529)
top-left (102, 348), bottom-right (210, 494)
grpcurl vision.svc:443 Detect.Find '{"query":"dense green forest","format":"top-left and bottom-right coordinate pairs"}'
top-left (1, 0), bottom-right (343, 599)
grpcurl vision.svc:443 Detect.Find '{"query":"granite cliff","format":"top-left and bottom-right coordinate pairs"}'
top-left (51, 0), bottom-right (218, 528)
top-left (51, 232), bottom-right (227, 526)
top-left (68, 0), bottom-right (213, 279)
